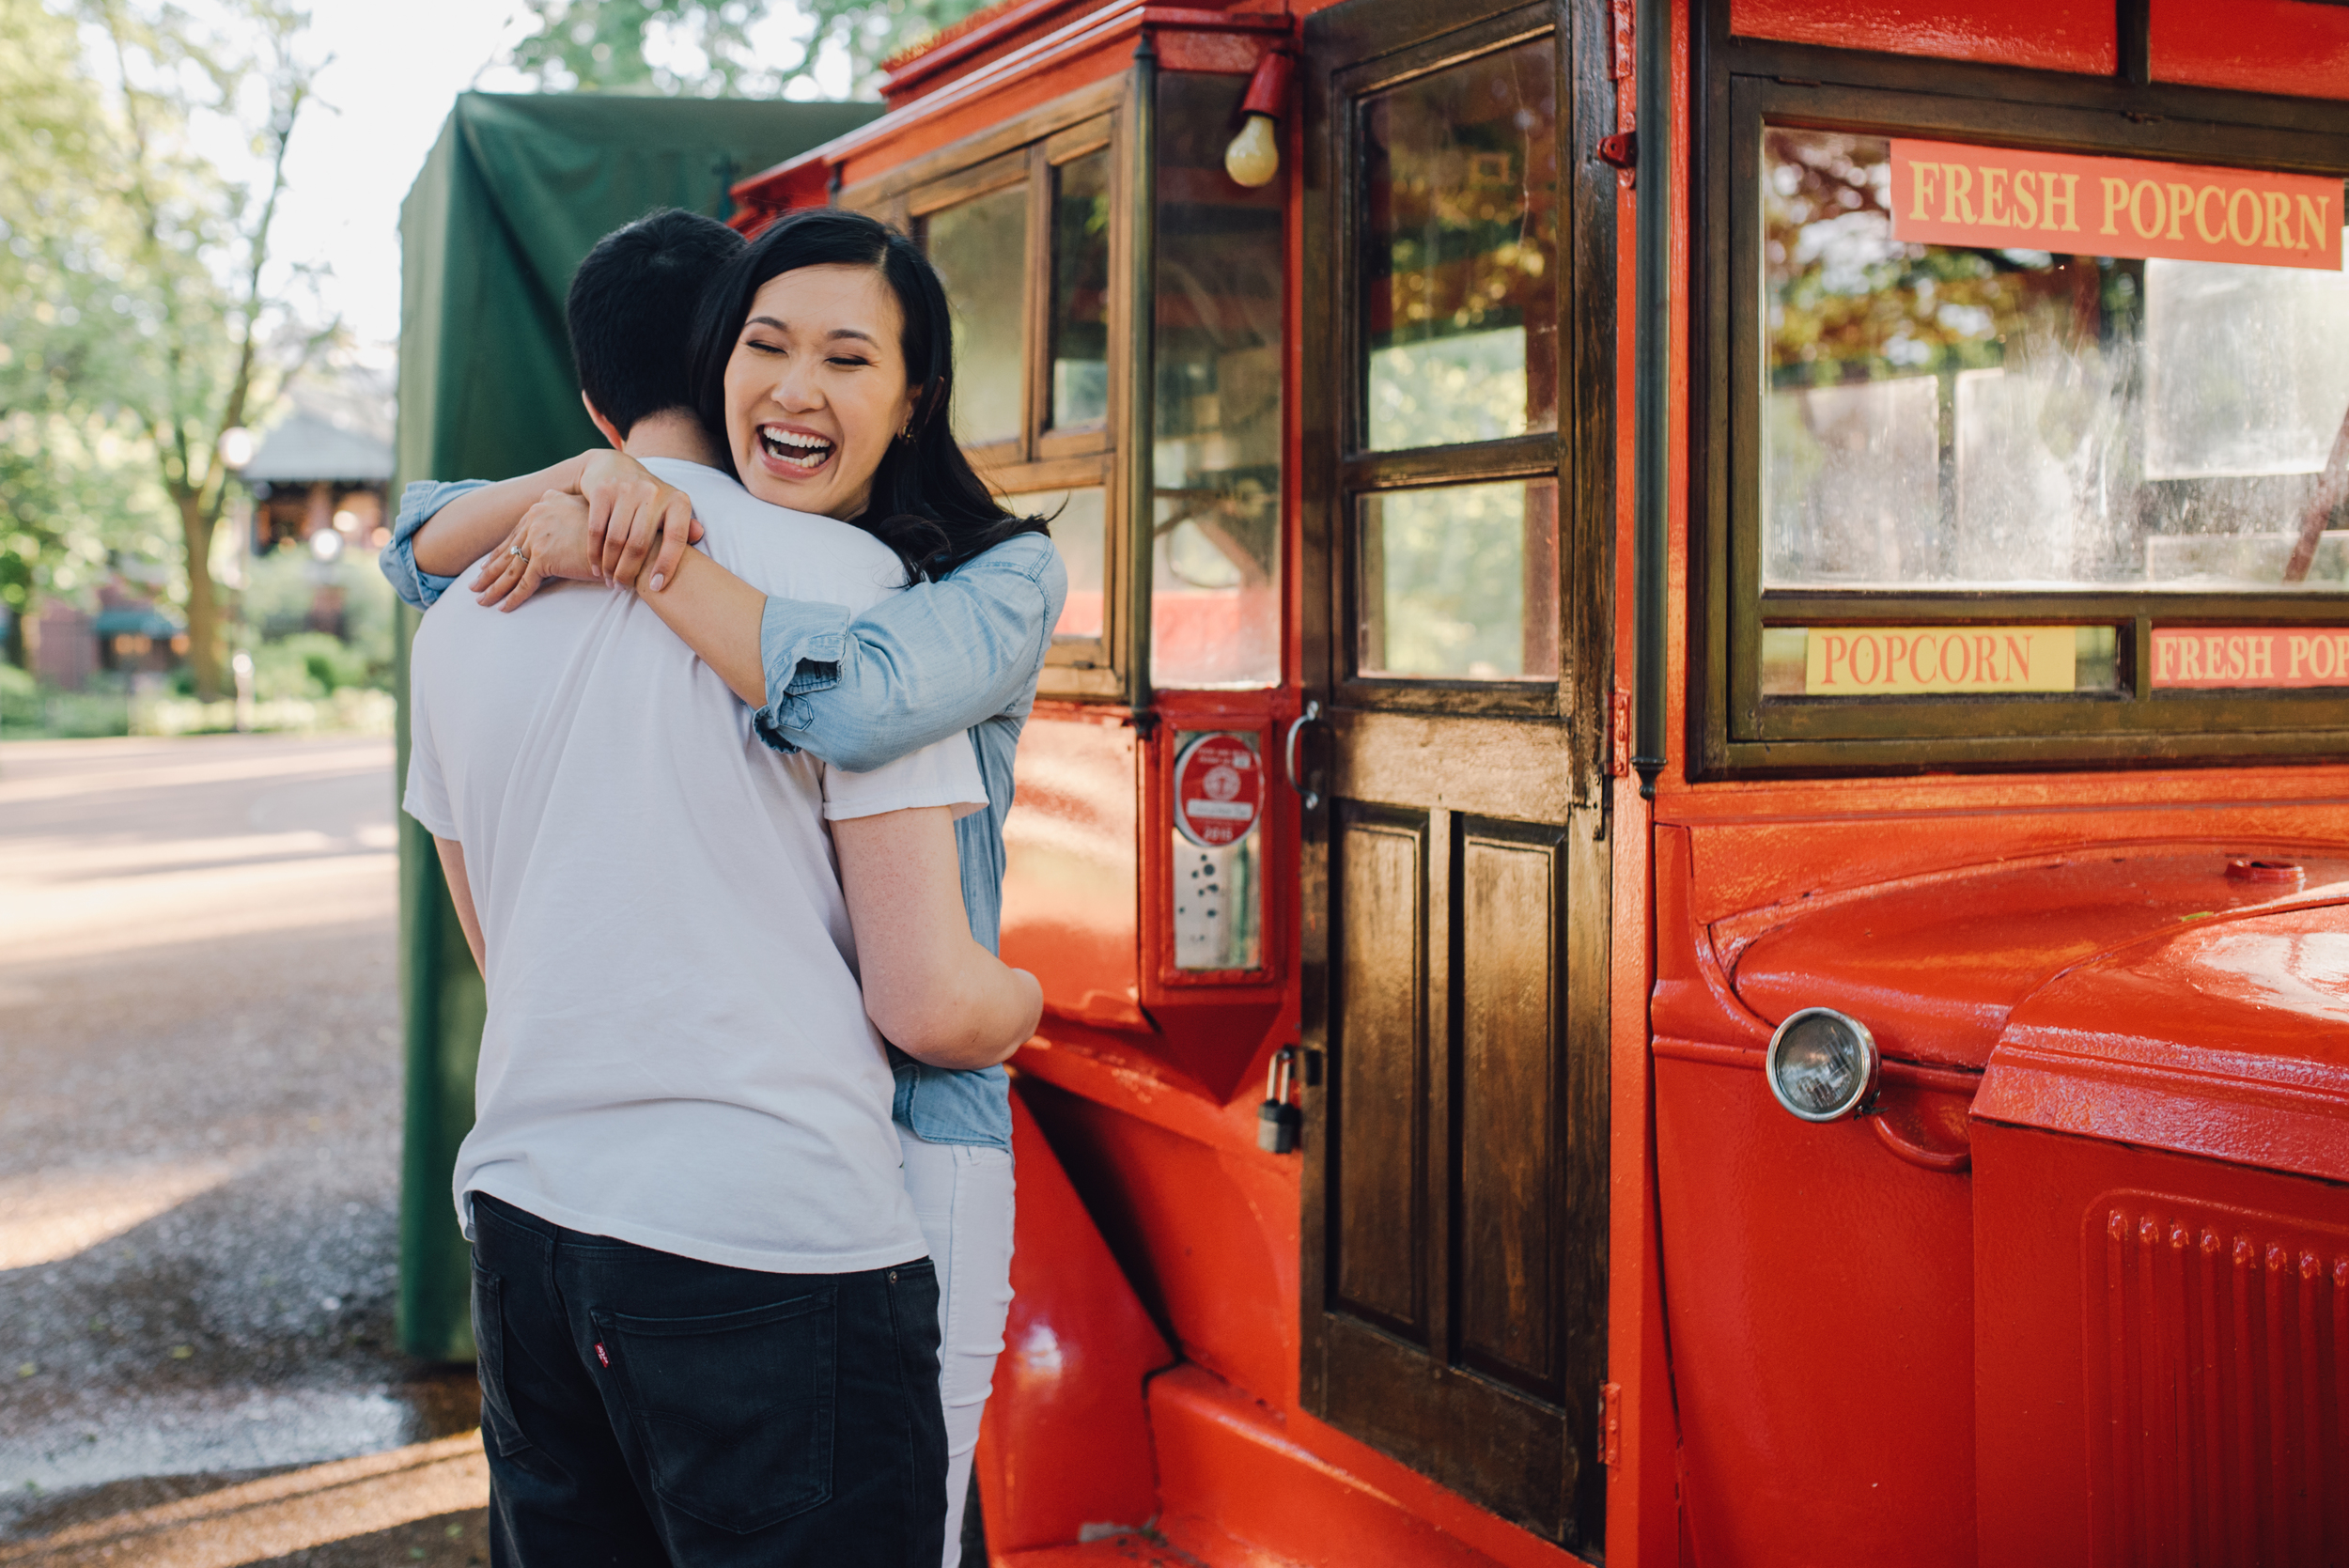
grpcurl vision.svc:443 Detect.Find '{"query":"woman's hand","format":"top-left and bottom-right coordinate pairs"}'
top-left (471, 491), bottom-right (606, 611)
top-left (582, 449), bottom-right (700, 591)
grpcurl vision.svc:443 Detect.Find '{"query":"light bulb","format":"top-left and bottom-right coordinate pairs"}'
top-left (1224, 113), bottom-right (1279, 188)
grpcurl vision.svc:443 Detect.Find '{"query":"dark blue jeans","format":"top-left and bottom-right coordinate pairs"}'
top-left (468, 1192), bottom-right (946, 1567)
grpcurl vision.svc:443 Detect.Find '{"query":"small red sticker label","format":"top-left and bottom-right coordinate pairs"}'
top-left (594, 1342), bottom-right (609, 1368)
top-left (1174, 734), bottom-right (1266, 848)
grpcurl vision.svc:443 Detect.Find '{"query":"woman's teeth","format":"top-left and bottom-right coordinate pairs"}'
top-left (759, 427), bottom-right (833, 470)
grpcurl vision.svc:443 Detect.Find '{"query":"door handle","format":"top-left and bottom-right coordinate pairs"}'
top-left (1284, 700), bottom-right (1325, 812)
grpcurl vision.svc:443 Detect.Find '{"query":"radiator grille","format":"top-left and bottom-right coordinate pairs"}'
top-left (2088, 1199), bottom-right (2349, 1568)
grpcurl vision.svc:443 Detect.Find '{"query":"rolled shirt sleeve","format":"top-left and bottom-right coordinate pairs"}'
top-left (379, 479), bottom-right (490, 612)
top-left (751, 532), bottom-right (1066, 771)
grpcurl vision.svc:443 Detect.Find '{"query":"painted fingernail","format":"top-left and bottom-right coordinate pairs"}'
top-left (649, 573), bottom-right (665, 592)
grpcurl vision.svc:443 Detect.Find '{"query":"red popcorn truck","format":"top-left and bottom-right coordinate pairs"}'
top-left (402, 3), bottom-right (2349, 1562)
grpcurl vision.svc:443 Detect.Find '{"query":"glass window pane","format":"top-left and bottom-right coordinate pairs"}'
top-left (1761, 128), bottom-right (2349, 593)
top-left (1360, 38), bottom-right (1559, 453)
top-left (1050, 150), bottom-right (1112, 430)
top-left (1002, 486), bottom-right (1106, 641)
top-left (2145, 256), bottom-right (2349, 480)
top-left (926, 183), bottom-right (1028, 449)
top-left (1152, 71), bottom-right (1286, 689)
top-left (1358, 478), bottom-right (1559, 680)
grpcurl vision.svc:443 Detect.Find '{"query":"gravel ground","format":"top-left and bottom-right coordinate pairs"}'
top-left (0, 734), bottom-right (484, 1560)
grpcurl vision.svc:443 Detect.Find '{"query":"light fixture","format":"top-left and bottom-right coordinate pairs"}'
top-left (309, 529), bottom-right (344, 563)
top-left (1224, 46), bottom-right (1294, 189)
top-left (1765, 1007), bottom-right (1880, 1123)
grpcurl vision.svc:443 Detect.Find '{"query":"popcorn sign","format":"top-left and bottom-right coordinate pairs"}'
top-left (1890, 140), bottom-right (2342, 272)
top-left (1174, 733), bottom-right (1266, 847)
top-left (2152, 626), bottom-right (2349, 688)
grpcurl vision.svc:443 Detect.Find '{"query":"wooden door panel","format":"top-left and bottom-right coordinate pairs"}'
top-left (1317, 802), bottom-right (1579, 1539)
top-left (1322, 1312), bottom-right (1570, 1538)
top-left (1330, 709), bottom-right (1576, 823)
top-left (1331, 804), bottom-right (1430, 1338)
top-left (1297, 0), bottom-right (1615, 1552)
top-left (1454, 817), bottom-right (1564, 1400)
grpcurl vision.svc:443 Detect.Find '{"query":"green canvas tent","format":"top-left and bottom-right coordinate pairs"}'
top-left (393, 91), bottom-right (880, 1360)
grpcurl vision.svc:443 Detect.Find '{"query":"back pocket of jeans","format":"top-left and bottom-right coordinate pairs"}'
top-left (597, 1289), bottom-right (837, 1534)
top-left (470, 1267), bottom-right (537, 1463)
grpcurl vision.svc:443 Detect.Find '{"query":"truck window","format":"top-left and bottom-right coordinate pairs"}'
top-left (1760, 129), bottom-right (2349, 598)
top-left (1151, 70), bottom-right (1284, 690)
top-left (904, 112), bottom-right (1123, 692)
top-left (926, 179), bottom-right (1029, 452)
top-left (1346, 33), bottom-right (1563, 699)
top-left (1049, 148), bottom-right (1112, 433)
top-left (1700, 73), bottom-right (2349, 773)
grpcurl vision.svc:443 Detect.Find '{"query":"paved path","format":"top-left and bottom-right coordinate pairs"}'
top-left (0, 735), bottom-right (488, 1565)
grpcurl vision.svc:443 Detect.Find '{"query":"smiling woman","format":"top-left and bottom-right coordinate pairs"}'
top-left (688, 207), bottom-right (1052, 583)
top-left (724, 264), bottom-right (919, 521)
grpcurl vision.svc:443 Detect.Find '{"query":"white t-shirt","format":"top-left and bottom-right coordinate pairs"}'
top-left (403, 457), bottom-right (983, 1274)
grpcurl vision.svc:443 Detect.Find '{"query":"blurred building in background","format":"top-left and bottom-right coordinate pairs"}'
top-left (237, 386), bottom-right (397, 642)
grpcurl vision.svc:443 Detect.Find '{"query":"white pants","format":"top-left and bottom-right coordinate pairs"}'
top-left (899, 1126), bottom-right (1016, 1568)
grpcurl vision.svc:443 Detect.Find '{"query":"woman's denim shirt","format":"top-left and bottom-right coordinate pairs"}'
top-left (384, 478), bottom-right (1066, 1150)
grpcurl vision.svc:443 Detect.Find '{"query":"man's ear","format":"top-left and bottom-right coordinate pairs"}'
top-left (582, 391), bottom-right (628, 451)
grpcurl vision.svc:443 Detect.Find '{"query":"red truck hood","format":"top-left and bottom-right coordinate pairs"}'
top-left (1717, 846), bottom-right (2349, 1181)
top-left (1973, 902), bottom-right (2349, 1182)
top-left (1719, 846), bottom-right (2349, 1071)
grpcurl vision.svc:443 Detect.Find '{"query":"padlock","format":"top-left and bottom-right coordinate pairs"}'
top-left (1256, 1046), bottom-right (1301, 1155)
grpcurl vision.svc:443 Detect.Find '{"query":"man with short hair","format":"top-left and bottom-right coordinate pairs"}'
top-left (402, 209), bottom-right (1040, 1566)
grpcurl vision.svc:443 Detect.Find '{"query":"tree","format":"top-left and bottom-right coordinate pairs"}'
top-left (508, 0), bottom-right (994, 99)
top-left (0, 0), bottom-right (151, 666)
top-left (77, 0), bottom-right (336, 700)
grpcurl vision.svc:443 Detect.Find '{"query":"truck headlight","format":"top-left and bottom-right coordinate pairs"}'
top-left (1766, 1007), bottom-right (1880, 1123)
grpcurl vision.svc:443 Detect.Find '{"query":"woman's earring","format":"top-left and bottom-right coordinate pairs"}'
top-left (898, 417), bottom-right (915, 442)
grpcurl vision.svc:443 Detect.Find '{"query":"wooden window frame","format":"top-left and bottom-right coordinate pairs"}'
top-left (845, 80), bottom-right (1135, 701)
top-left (1694, 15), bottom-right (2349, 777)
top-left (1323, 4), bottom-right (1579, 725)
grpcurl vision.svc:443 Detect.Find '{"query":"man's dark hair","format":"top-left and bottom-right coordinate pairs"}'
top-left (566, 209), bottom-right (744, 437)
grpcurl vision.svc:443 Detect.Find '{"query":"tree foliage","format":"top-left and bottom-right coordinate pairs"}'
top-left (1763, 128), bottom-right (2136, 390)
top-left (91, 0), bottom-right (342, 698)
top-left (0, 0), bottom-right (339, 693)
top-left (0, 0), bottom-right (158, 656)
top-left (507, 0), bottom-right (994, 98)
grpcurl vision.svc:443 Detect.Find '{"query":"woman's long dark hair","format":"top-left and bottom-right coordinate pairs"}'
top-left (690, 208), bottom-right (1049, 582)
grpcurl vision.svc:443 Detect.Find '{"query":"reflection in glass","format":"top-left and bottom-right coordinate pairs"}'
top-left (1153, 72), bottom-right (1285, 688)
top-left (926, 183), bottom-right (1028, 448)
top-left (1003, 487), bottom-right (1106, 641)
top-left (1761, 128), bottom-right (2349, 593)
top-left (1359, 479), bottom-right (1559, 680)
top-left (2144, 256), bottom-right (2349, 478)
top-left (1051, 150), bottom-right (1112, 429)
top-left (1361, 38), bottom-right (1558, 452)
